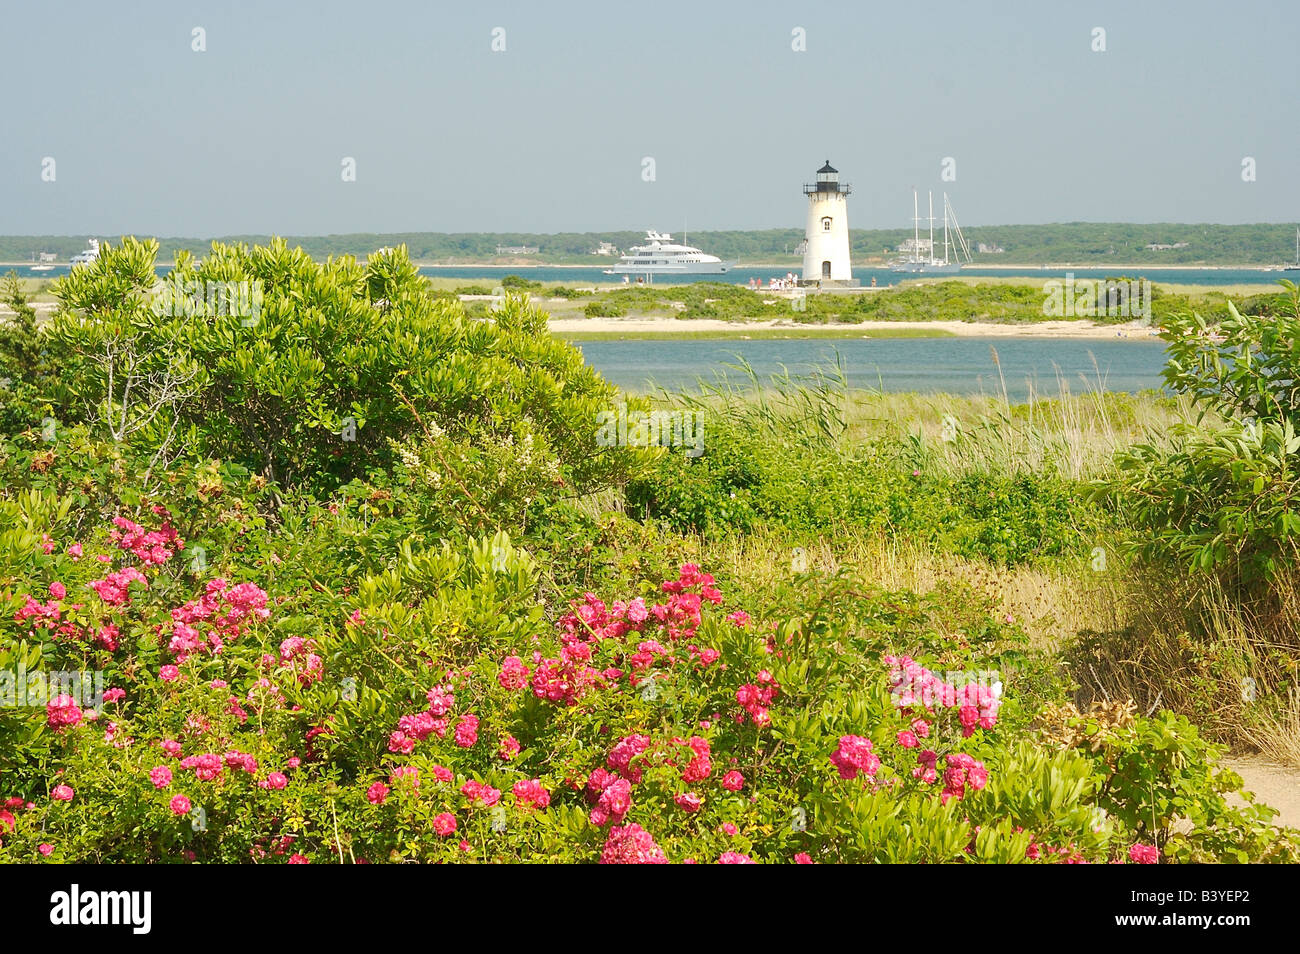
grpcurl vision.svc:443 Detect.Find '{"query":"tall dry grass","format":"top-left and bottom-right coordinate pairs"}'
top-left (1068, 567), bottom-right (1300, 756)
top-left (648, 368), bottom-right (1299, 766)
top-left (701, 528), bottom-right (1119, 652)
top-left (701, 525), bottom-right (1300, 764)
top-left (842, 355), bottom-right (1191, 482)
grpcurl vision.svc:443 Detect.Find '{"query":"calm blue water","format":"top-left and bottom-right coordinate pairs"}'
top-left (574, 336), bottom-right (1170, 400)
top-left (7, 263), bottom-right (1286, 287)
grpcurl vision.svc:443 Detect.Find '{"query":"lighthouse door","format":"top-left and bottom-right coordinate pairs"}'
top-left (821, 260), bottom-right (831, 279)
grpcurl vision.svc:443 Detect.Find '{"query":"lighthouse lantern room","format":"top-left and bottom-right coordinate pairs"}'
top-left (801, 160), bottom-right (855, 286)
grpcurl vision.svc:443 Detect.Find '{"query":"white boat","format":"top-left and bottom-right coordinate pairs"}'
top-left (891, 191), bottom-right (971, 274)
top-left (605, 231), bottom-right (734, 275)
top-left (69, 238), bottom-right (100, 267)
top-left (1284, 227), bottom-right (1300, 272)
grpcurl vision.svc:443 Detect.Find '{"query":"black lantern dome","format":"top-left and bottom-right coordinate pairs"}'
top-left (805, 159), bottom-right (851, 195)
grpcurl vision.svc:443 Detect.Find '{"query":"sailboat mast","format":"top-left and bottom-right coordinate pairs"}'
top-left (912, 189), bottom-right (920, 264)
top-left (943, 192), bottom-right (950, 265)
top-left (928, 192), bottom-right (935, 265)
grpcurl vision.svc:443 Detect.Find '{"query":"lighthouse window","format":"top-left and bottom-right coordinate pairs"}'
top-left (822, 217), bottom-right (832, 231)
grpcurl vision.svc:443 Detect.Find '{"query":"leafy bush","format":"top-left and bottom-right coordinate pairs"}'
top-left (0, 273), bottom-right (55, 435)
top-left (584, 299), bottom-right (627, 318)
top-left (43, 239), bottom-right (637, 499)
top-left (628, 400), bottom-right (1105, 564)
top-left (934, 472), bottom-right (1105, 565)
top-left (1108, 283), bottom-right (1300, 585)
top-left (1037, 701), bottom-right (1294, 862)
top-left (3, 508), bottom-right (1284, 863)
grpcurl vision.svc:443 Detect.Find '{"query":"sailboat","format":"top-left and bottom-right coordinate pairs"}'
top-left (891, 190), bottom-right (971, 274)
top-left (1284, 227), bottom-right (1300, 272)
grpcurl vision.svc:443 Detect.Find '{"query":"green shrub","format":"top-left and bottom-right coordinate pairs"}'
top-left (1107, 283), bottom-right (1300, 585)
top-left (500, 274), bottom-right (541, 291)
top-left (628, 400), bottom-right (1105, 563)
top-left (584, 299), bottom-right (627, 318)
top-left (42, 238), bottom-right (638, 499)
top-left (0, 273), bottom-right (57, 435)
top-left (5, 511), bottom-right (1284, 863)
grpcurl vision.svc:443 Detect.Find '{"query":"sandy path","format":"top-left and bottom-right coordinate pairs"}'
top-left (1224, 757), bottom-right (1300, 828)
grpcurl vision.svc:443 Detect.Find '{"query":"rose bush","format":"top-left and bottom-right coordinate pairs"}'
top-left (2, 505), bottom-right (1290, 862)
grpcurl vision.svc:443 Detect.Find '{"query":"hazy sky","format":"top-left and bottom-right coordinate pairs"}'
top-left (3, 0), bottom-right (1297, 235)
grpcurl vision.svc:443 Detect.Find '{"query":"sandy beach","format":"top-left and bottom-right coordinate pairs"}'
top-left (548, 315), bottom-right (1161, 339)
top-left (2, 301), bottom-right (1159, 339)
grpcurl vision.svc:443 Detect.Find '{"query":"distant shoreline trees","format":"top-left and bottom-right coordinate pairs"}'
top-left (0, 223), bottom-right (1295, 267)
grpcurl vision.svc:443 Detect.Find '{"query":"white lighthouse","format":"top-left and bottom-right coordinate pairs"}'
top-left (801, 160), bottom-right (855, 285)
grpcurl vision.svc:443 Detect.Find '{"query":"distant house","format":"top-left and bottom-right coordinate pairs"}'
top-left (496, 244), bottom-right (539, 255)
top-left (1144, 242), bottom-right (1190, 251)
top-left (976, 242), bottom-right (1005, 254)
top-left (592, 241), bottom-right (619, 256)
top-left (898, 238), bottom-right (933, 254)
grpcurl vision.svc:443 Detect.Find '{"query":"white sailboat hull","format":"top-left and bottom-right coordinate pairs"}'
top-left (890, 262), bottom-right (963, 274)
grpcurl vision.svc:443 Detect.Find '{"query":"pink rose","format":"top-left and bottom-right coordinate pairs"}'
top-left (453, 714), bottom-right (479, 749)
top-left (512, 779), bottom-right (550, 810)
top-left (674, 792), bottom-right (703, 813)
top-left (600, 823), bottom-right (668, 865)
top-left (1129, 843), bottom-right (1159, 865)
top-left (498, 655), bottom-right (530, 690)
top-left (46, 695), bottom-right (83, 730)
top-left (718, 851), bottom-right (754, 864)
top-left (829, 735), bottom-right (879, 780)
